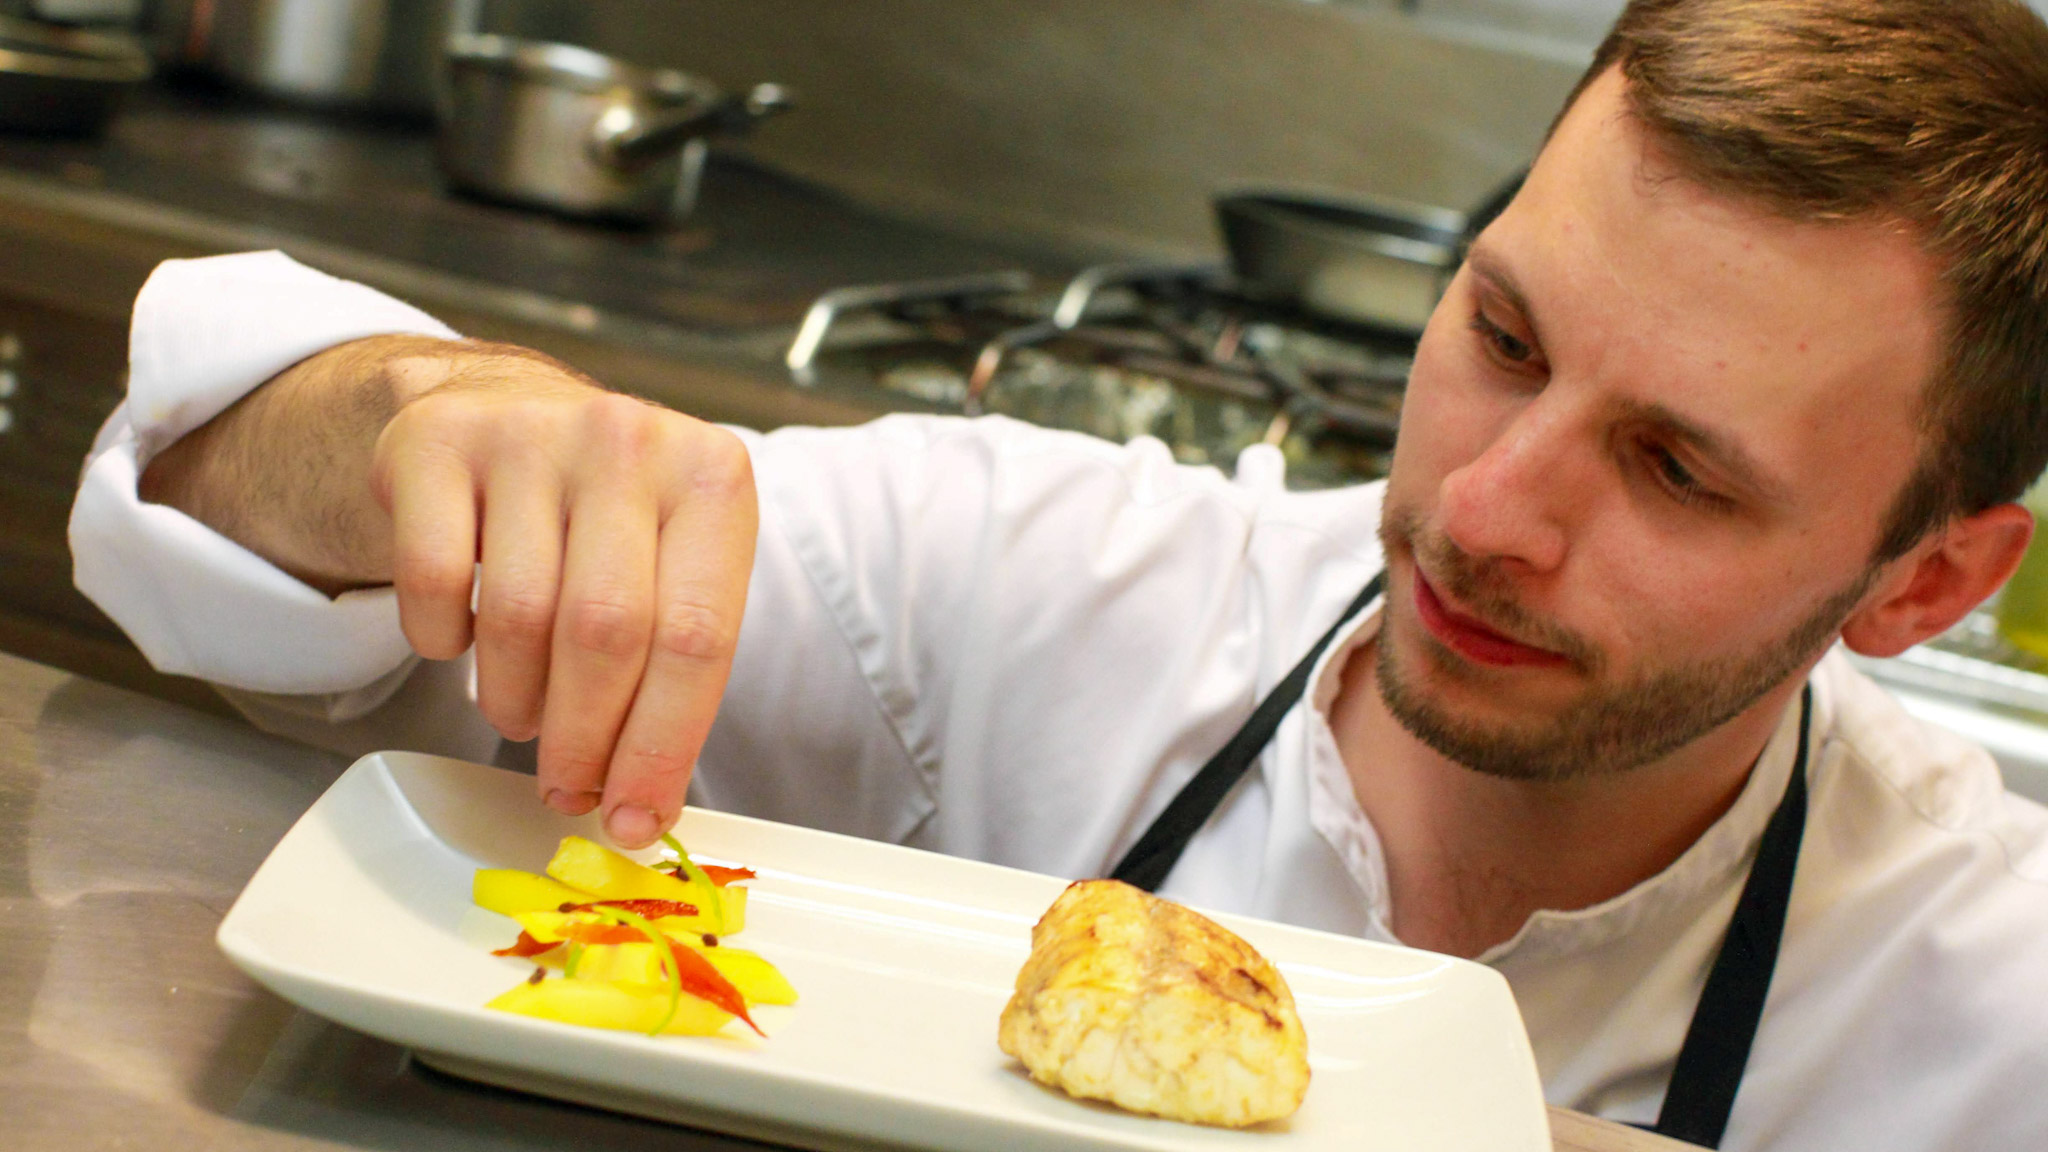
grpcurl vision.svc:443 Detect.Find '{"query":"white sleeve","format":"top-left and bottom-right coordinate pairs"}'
top-left (693, 414), bottom-right (1287, 871)
top-left (691, 424), bottom-right (939, 843)
top-left (68, 250), bottom-right (460, 698)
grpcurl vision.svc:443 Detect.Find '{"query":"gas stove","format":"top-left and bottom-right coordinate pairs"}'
top-left (783, 262), bottom-right (1421, 489)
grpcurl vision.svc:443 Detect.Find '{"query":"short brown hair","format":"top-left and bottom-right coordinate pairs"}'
top-left (1564, 0), bottom-right (2048, 560)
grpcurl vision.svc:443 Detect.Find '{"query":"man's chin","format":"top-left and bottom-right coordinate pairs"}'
top-left (1374, 635), bottom-right (1595, 782)
top-left (1372, 610), bottom-right (1817, 785)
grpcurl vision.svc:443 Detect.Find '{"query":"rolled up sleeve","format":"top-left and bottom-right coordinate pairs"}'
top-left (68, 250), bottom-right (458, 697)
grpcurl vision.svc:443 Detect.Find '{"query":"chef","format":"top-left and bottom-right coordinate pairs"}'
top-left (66, 0), bottom-right (2048, 1148)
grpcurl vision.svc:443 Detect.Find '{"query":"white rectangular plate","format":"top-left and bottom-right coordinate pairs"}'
top-left (218, 751), bottom-right (1550, 1152)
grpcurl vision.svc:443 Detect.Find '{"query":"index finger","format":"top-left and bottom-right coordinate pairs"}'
top-left (598, 438), bottom-right (759, 848)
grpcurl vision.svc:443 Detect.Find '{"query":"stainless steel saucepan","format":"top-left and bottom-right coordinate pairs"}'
top-left (0, 15), bottom-right (150, 136)
top-left (151, 0), bottom-right (478, 118)
top-left (436, 34), bottom-right (792, 225)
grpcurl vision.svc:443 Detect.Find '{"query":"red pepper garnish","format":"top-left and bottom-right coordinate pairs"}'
top-left (557, 922), bottom-right (656, 946)
top-left (553, 921), bottom-right (763, 1035)
top-left (560, 898), bottom-right (699, 919)
top-left (662, 937), bottom-right (763, 1036)
top-left (700, 865), bottom-right (756, 886)
top-left (491, 931), bottom-right (558, 958)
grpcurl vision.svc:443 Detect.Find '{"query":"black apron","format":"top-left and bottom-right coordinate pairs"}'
top-left (1108, 572), bottom-right (1811, 1149)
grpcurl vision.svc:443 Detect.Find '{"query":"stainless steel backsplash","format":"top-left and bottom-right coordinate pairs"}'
top-left (495, 0), bottom-right (1589, 261)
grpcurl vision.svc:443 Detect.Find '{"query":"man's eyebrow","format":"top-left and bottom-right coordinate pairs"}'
top-left (1465, 247), bottom-right (1538, 331)
top-left (1613, 397), bottom-right (1794, 507)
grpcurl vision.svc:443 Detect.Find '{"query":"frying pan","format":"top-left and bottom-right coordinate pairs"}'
top-left (1216, 172), bottom-right (1526, 333)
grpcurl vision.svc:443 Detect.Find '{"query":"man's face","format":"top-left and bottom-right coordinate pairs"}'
top-left (1375, 68), bottom-right (1943, 781)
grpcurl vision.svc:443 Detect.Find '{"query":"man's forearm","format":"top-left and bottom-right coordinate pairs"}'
top-left (136, 334), bottom-right (591, 595)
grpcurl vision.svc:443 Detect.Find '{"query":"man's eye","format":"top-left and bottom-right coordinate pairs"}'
top-left (1645, 443), bottom-right (1718, 507)
top-left (1469, 310), bottom-right (1539, 367)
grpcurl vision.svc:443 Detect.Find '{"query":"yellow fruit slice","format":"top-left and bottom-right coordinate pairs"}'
top-left (563, 940), bottom-right (798, 1006)
top-left (544, 835), bottom-right (741, 933)
top-left (488, 977), bottom-right (735, 1035)
top-left (546, 836), bottom-right (695, 899)
top-left (513, 909), bottom-right (712, 945)
top-left (472, 868), bottom-right (596, 917)
top-left (698, 945), bottom-right (796, 1006)
top-left (713, 885), bottom-right (747, 934)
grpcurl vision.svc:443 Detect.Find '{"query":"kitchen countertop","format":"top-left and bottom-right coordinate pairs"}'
top-left (0, 651), bottom-right (1695, 1152)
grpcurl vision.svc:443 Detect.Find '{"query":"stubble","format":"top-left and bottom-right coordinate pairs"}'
top-left (1374, 504), bottom-right (1872, 783)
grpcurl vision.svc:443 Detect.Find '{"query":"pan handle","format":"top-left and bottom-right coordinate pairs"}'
top-left (591, 82), bottom-right (795, 168)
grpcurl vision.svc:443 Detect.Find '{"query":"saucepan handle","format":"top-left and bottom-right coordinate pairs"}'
top-left (591, 83), bottom-right (795, 168)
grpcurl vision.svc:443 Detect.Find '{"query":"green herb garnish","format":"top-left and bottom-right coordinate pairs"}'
top-left (660, 831), bottom-right (728, 931)
top-left (595, 905), bottom-right (682, 1035)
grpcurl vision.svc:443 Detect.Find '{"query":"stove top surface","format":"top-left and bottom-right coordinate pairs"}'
top-left (786, 263), bottom-right (1415, 487)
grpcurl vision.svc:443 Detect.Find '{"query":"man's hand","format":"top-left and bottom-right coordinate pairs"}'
top-left (142, 336), bottom-right (758, 848)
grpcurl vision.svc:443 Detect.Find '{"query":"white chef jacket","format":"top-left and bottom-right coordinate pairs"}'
top-left (69, 252), bottom-right (2048, 1151)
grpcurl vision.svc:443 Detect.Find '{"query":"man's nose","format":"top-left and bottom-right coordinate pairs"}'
top-left (1436, 407), bottom-right (1575, 574)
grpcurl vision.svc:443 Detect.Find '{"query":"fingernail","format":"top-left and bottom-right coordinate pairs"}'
top-left (545, 788), bottom-right (601, 815)
top-left (606, 805), bottom-right (660, 848)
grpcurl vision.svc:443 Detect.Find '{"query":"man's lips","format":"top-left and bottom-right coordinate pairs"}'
top-left (1411, 571), bottom-right (1570, 668)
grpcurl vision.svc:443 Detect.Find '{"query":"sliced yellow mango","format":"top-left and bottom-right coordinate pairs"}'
top-left (480, 836), bottom-right (781, 1038)
top-left (564, 940), bottom-right (797, 1006)
top-left (544, 835), bottom-right (740, 933)
top-left (472, 868), bottom-right (596, 917)
top-left (713, 885), bottom-right (747, 934)
top-left (488, 977), bottom-right (735, 1035)
top-left (699, 945), bottom-right (796, 1006)
top-left (512, 909), bottom-right (593, 945)
top-left (512, 908), bottom-right (710, 945)
top-left (560, 940), bottom-right (661, 984)
top-left (546, 836), bottom-right (696, 899)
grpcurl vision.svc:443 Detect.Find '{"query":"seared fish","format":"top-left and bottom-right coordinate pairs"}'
top-left (997, 879), bottom-right (1310, 1127)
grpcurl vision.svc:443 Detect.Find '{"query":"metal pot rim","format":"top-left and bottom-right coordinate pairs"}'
top-left (0, 16), bottom-right (151, 84)
top-left (445, 33), bottom-right (711, 104)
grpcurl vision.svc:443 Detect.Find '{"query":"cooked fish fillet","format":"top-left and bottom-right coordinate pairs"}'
top-left (997, 879), bottom-right (1310, 1128)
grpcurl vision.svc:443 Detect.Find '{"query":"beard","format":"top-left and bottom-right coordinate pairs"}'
top-left (1374, 503), bottom-right (1874, 783)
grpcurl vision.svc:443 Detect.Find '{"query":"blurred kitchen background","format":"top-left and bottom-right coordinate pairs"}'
top-left (3, 0), bottom-right (2048, 803)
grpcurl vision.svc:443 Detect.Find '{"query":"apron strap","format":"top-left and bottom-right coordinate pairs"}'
top-left (1108, 566), bottom-right (1813, 1150)
top-left (1108, 572), bottom-right (1384, 892)
top-left (1651, 684), bottom-right (1813, 1148)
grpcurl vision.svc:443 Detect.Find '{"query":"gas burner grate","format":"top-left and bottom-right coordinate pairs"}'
top-left (786, 262), bottom-right (1419, 487)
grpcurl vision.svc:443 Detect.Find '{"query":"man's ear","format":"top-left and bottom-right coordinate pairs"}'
top-left (1841, 502), bottom-right (2034, 658)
